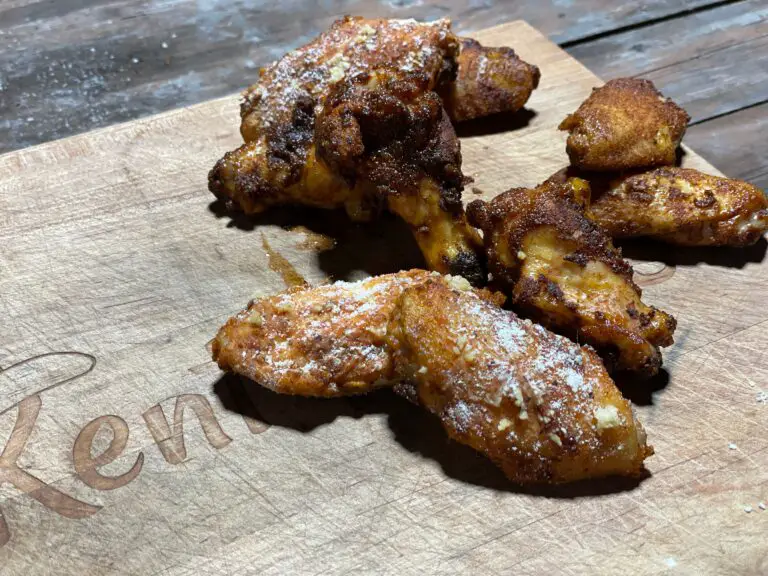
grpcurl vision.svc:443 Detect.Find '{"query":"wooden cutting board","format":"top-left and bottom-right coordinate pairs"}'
top-left (1, 21), bottom-right (767, 575)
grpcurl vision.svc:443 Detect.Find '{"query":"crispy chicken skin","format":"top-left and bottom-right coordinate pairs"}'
top-left (559, 79), bottom-right (690, 172)
top-left (467, 178), bottom-right (676, 377)
top-left (438, 38), bottom-right (540, 122)
top-left (213, 270), bottom-right (438, 397)
top-left (208, 17), bottom-right (536, 285)
top-left (575, 167), bottom-right (768, 246)
top-left (212, 270), bottom-right (652, 483)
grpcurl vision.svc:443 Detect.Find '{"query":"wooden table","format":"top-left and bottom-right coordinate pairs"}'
top-left (2, 4), bottom-right (768, 575)
top-left (0, 1), bottom-right (767, 188)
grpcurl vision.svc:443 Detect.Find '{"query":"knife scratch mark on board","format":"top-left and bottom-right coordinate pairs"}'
top-left (0, 351), bottom-right (97, 417)
top-left (631, 261), bottom-right (676, 287)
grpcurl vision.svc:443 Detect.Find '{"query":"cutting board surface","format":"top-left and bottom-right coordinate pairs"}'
top-left (1, 21), bottom-right (767, 576)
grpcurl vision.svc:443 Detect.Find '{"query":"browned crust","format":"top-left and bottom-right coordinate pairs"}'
top-left (207, 17), bottom-right (492, 284)
top-left (212, 270), bottom-right (504, 397)
top-left (316, 71), bottom-right (463, 207)
top-left (439, 37), bottom-right (541, 122)
top-left (592, 167), bottom-right (768, 245)
top-left (468, 178), bottom-right (636, 286)
top-left (239, 16), bottom-right (459, 147)
top-left (558, 78), bottom-right (690, 172)
top-left (212, 270), bottom-right (431, 397)
top-left (549, 166), bottom-right (768, 246)
top-left (209, 16), bottom-right (460, 215)
top-left (467, 178), bottom-right (676, 376)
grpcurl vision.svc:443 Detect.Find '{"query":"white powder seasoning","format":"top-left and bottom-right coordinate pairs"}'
top-left (243, 17), bottom-right (454, 133)
top-left (444, 289), bottom-right (626, 461)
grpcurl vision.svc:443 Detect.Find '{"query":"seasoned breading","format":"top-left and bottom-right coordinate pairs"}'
top-left (213, 271), bottom-right (652, 483)
top-left (559, 78), bottom-right (689, 172)
top-left (582, 167), bottom-right (768, 246)
top-left (438, 37), bottom-right (540, 122)
top-left (213, 270), bottom-right (435, 396)
top-left (467, 178), bottom-right (676, 377)
top-left (208, 18), bottom-right (456, 213)
top-left (208, 17), bottom-right (537, 284)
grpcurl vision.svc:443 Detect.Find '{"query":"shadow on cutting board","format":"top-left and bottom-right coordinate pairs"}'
top-left (214, 373), bottom-right (648, 498)
top-left (614, 368), bottom-right (670, 407)
top-left (618, 236), bottom-right (767, 269)
top-left (208, 201), bottom-right (426, 280)
top-left (454, 108), bottom-right (537, 138)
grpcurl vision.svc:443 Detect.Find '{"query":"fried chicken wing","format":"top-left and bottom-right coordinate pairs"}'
top-left (559, 79), bottom-right (690, 172)
top-left (208, 17), bottom-right (538, 284)
top-left (438, 38), bottom-right (540, 122)
top-left (213, 270), bottom-right (433, 396)
top-left (582, 167), bottom-right (768, 246)
top-left (213, 270), bottom-right (652, 483)
top-left (467, 178), bottom-right (676, 377)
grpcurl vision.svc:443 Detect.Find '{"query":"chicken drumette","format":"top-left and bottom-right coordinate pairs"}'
top-left (558, 78), bottom-right (689, 172)
top-left (586, 168), bottom-right (767, 246)
top-left (209, 17), bottom-right (539, 286)
top-left (213, 270), bottom-right (652, 484)
top-left (439, 37), bottom-right (540, 122)
top-left (467, 177), bottom-right (676, 377)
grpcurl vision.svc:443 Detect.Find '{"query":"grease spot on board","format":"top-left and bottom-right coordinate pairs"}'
top-left (261, 233), bottom-right (308, 288)
top-left (290, 226), bottom-right (336, 252)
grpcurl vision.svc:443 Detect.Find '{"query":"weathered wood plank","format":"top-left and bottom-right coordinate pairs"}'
top-left (0, 0), bottom-right (726, 153)
top-left (566, 0), bottom-right (768, 122)
top-left (687, 103), bottom-right (768, 189)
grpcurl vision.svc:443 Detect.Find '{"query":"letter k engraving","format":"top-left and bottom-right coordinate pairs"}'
top-left (0, 395), bottom-right (101, 547)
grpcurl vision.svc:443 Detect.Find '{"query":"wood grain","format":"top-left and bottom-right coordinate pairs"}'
top-left (687, 102), bottom-right (768, 190)
top-left (567, 0), bottom-right (768, 122)
top-left (0, 0), bottom-right (728, 154)
top-left (1, 21), bottom-right (767, 575)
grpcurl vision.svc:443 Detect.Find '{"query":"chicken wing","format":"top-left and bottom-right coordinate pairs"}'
top-left (212, 270), bottom-right (463, 396)
top-left (558, 78), bottom-right (689, 172)
top-left (579, 167), bottom-right (768, 246)
top-left (209, 17), bottom-right (538, 285)
top-left (467, 178), bottom-right (676, 377)
top-left (212, 270), bottom-right (652, 483)
top-left (438, 37), bottom-right (540, 122)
